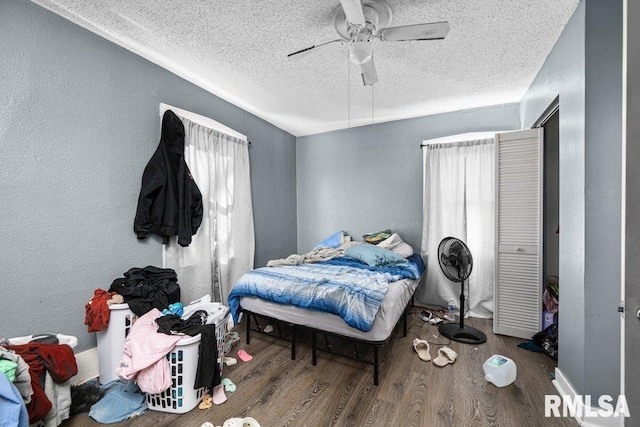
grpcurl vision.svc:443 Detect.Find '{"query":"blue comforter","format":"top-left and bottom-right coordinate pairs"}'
top-left (228, 254), bottom-right (425, 332)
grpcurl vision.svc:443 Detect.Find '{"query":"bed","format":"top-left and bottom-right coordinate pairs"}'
top-left (228, 253), bottom-right (425, 385)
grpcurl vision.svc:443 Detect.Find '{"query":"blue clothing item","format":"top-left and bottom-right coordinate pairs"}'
top-left (89, 379), bottom-right (147, 424)
top-left (313, 231), bottom-right (345, 249)
top-left (162, 302), bottom-right (184, 317)
top-left (0, 372), bottom-right (29, 427)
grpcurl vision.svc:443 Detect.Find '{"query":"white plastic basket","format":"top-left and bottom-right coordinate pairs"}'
top-left (95, 303), bottom-right (138, 384)
top-left (146, 313), bottom-right (228, 414)
top-left (8, 334), bottom-right (77, 427)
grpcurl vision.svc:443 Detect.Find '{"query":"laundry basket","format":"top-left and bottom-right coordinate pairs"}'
top-left (146, 312), bottom-right (229, 414)
top-left (8, 334), bottom-right (77, 427)
top-left (96, 303), bottom-right (138, 384)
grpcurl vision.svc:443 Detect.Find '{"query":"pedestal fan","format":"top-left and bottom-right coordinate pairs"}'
top-left (437, 237), bottom-right (487, 344)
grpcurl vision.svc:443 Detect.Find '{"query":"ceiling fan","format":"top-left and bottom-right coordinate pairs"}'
top-left (287, 0), bottom-right (450, 86)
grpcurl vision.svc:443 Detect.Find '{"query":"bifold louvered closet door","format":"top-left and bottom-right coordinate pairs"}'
top-left (494, 128), bottom-right (543, 339)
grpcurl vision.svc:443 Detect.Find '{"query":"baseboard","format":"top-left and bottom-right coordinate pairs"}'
top-left (70, 347), bottom-right (99, 385)
top-left (553, 368), bottom-right (625, 427)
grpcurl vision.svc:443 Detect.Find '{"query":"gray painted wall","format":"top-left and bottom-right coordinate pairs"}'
top-left (583, 0), bottom-right (622, 400)
top-left (625, 0), bottom-right (640, 420)
top-left (0, 0), bottom-right (296, 352)
top-left (296, 104), bottom-right (520, 256)
top-left (520, 0), bottom-right (623, 399)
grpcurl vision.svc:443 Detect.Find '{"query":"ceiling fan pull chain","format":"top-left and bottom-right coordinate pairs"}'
top-left (347, 49), bottom-right (351, 128)
top-left (372, 84), bottom-right (375, 125)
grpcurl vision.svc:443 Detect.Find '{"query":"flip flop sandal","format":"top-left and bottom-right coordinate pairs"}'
top-left (217, 356), bottom-right (238, 366)
top-left (198, 393), bottom-right (213, 410)
top-left (211, 384), bottom-right (227, 405)
top-left (237, 349), bottom-right (253, 362)
top-left (433, 347), bottom-right (458, 367)
top-left (221, 377), bottom-right (236, 393)
top-left (412, 338), bottom-right (431, 362)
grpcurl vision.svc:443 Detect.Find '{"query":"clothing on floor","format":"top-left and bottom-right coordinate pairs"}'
top-left (7, 343), bottom-right (77, 425)
top-left (0, 371), bottom-right (29, 427)
top-left (134, 109), bottom-right (203, 247)
top-left (84, 289), bottom-right (114, 333)
top-left (155, 310), bottom-right (221, 391)
top-left (70, 380), bottom-right (104, 415)
top-left (109, 266), bottom-right (180, 316)
top-left (116, 309), bottom-right (184, 394)
top-left (89, 379), bottom-right (147, 424)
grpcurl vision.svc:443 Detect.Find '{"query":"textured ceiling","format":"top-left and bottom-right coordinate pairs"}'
top-left (32, 0), bottom-right (579, 136)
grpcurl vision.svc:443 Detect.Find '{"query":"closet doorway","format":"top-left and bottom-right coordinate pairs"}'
top-left (535, 100), bottom-right (560, 323)
top-left (541, 108), bottom-right (559, 283)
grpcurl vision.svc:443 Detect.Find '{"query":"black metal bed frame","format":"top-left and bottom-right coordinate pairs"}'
top-left (243, 300), bottom-right (411, 386)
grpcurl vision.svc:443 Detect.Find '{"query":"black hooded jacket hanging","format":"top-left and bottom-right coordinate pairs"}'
top-left (134, 110), bottom-right (203, 246)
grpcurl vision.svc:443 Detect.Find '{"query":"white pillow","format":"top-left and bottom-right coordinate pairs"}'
top-left (378, 233), bottom-right (413, 258)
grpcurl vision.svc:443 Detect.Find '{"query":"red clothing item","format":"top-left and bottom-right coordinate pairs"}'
top-left (8, 343), bottom-right (77, 424)
top-left (85, 289), bottom-right (113, 332)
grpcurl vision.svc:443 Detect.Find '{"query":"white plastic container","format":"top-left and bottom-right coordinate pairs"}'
top-left (96, 303), bottom-right (138, 384)
top-left (145, 334), bottom-right (205, 414)
top-left (9, 334), bottom-right (77, 427)
top-left (483, 354), bottom-right (517, 387)
top-left (8, 333), bottom-right (77, 348)
top-left (146, 313), bottom-right (229, 414)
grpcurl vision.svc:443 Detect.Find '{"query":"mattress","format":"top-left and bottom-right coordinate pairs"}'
top-left (239, 276), bottom-right (419, 343)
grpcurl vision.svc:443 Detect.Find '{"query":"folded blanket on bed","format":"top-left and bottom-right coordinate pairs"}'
top-left (229, 254), bottom-right (424, 332)
top-left (266, 247), bottom-right (343, 267)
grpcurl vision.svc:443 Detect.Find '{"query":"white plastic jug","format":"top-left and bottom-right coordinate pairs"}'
top-left (483, 354), bottom-right (517, 387)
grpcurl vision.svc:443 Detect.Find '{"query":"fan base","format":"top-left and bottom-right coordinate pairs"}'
top-left (438, 323), bottom-right (487, 345)
top-left (333, 0), bottom-right (393, 39)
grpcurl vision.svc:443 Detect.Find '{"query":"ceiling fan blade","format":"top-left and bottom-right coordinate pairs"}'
top-left (340, 0), bottom-right (366, 26)
top-left (360, 56), bottom-right (378, 86)
top-left (379, 21), bottom-right (450, 42)
top-left (287, 39), bottom-right (343, 60)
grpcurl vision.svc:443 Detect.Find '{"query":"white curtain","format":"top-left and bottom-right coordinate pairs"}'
top-left (418, 138), bottom-right (495, 318)
top-left (164, 116), bottom-right (254, 305)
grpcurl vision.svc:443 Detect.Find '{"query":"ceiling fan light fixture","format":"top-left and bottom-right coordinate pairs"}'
top-left (349, 41), bottom-right (373, 64)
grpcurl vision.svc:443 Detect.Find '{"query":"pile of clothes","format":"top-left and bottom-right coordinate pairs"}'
top-left (84, 266), bottom-right (181, 333)
top-left (81, 265), bottom-right (229, 423)
top-left (0, 333), bottom-right (78, 427)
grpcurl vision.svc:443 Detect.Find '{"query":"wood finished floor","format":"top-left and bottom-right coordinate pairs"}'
top-left (61, 311), bottom-right (576, 427)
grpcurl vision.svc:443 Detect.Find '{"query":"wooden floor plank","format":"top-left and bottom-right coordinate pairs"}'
top-left (61, 312), bottom-right (576, 427)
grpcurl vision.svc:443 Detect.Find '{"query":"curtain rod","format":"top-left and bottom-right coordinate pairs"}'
top-left (419, 131), bottom-right (500, 147)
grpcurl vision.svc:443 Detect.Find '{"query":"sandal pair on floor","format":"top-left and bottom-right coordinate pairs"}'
top-left (412, 338), bottom-right (458, 366)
